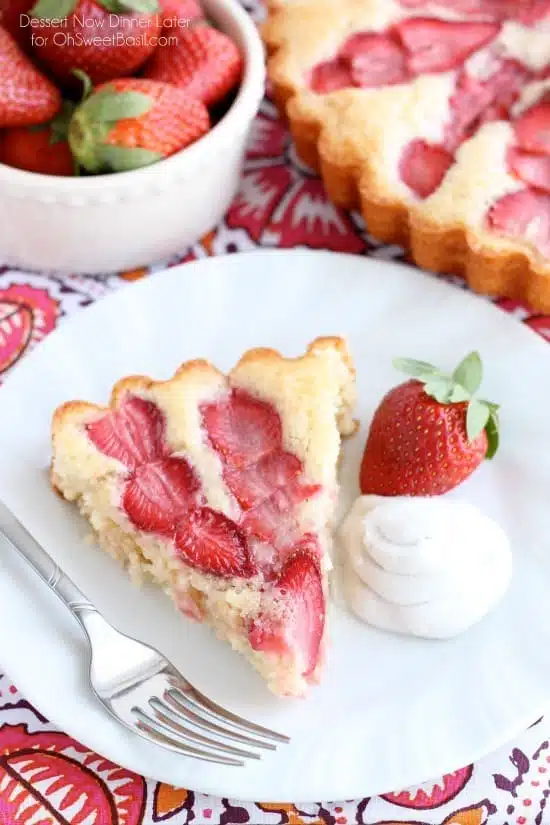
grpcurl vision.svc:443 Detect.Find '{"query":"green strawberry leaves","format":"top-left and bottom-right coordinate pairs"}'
top-left (31, 0), bottom-right (158, 17)
top-left (98, 0), bottom-right (159, 13)
top-left (484, 406), bottom-right (500, 459)
top-left (31, 0), bottom-right (77, 19)
top-left (98, 144), bottom-right (162, 171)
top-left (69, 86), bottom-right (161, 173)
top-left (393, 351), bottom-right (500, 459)
top-left (421, 376), bottom-right (471, 404)
top-left (83, 89), bottom-right (154, 122)
top-left (422, 376), bottom-right (454, 403)
top-left (452, 351), bottom-right (483, 395)
top-left (466, 398), bottom-right (490, 441)
top-left (392, 358), bottom-right (438, 379)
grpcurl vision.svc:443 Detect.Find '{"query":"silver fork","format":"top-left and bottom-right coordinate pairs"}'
top-left (0, 502), bottom-right (289, 766)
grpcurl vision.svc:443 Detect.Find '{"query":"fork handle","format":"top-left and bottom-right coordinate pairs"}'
top-left (0, 502), bottom-right (96, 623)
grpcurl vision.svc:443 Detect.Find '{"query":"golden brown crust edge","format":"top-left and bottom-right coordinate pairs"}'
top-left (51, 335), bottom-right (357, 494)
top-left (52, 336), bottom-right (356, 450)
top-left (262, 7), bottom-right (550, 312)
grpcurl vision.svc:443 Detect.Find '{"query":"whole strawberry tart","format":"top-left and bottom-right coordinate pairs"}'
top-left (263, 0), bottom-right (550, 310)
top-left (51, 338), bottom-right (356, 696)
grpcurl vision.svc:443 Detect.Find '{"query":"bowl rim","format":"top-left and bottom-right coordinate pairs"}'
top-left (0, 0), bottom-right (265, 191)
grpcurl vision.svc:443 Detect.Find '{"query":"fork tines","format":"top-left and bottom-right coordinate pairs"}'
top-left (131, 667), bottom-right (290, 767)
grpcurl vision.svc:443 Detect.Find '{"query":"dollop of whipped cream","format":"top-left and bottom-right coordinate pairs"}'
top-left (339, 495), bottom-right (512, 639)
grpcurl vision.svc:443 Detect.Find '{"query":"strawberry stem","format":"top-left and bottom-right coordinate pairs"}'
top-left (72, 70), bottom-right (93, 103)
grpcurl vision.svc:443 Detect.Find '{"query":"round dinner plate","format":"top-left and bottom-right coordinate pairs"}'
top-left (1, 249), bottom-right (549, 803)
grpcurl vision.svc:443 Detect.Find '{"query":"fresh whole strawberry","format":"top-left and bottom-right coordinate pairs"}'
top-left (68, 78), bottom-right (210, 173)
top-left (0, 26), bottom-right (61, 127)
top-left (144, 22), bottom-right (243, 107)
top-left (360, 352), bottom-right (500, 497)
top-left (399, 140), bottom-right (453, 199)
top-left (0, 102), bottom-right (75, 175)
top-left (0, 0), bottom-right (34, 47)
top-left (29, 0), bottom-right (162, 87)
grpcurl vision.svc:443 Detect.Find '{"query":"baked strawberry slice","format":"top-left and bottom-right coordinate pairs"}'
top-left (518, 0), bottom-right (550, 24)
top-left (175, 506), bottom-right (255, 578)
top-left (201, 390), bottom-right (283, 469)
top-left (509, 148), bottom-right (550, 193)
top-left (514, 95), bottom-right (550, 155)
top-left (249, 549), bottom-right (325, 679)
top-left (123, 456), bottom-right (201, 535)
top-left (242, 482), bottom-right (321, 544)
top-left (446, 61), bottom-right (530, 150)
top-left (396, 18), bottom-right (499, 75)
top-left (487, 190), bottom-right (550, 257)
top-left (277, 531), bottom-right (322, 568)
top-left (400, 0), bottom-right (529, 17)
top-left (86, 396), bottom-right (166, 469)
top-left (223, 450), bottom-right (303, 509)
top-left (310, 60), bottom-right (353, 94)
top-left (242, 488), bottom-right (295, 543)
top-left (399, 140), bottom-right (453, 198)
top-left (341, 32), bottom-right (408, 88)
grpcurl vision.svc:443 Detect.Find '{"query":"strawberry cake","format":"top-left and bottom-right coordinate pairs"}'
top-left (264, 0), bottom-right (550, 310)
top-left (51, 338), bottom-right (356, 696)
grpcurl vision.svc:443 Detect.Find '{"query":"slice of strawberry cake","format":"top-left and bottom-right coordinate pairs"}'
top-left (51, 338), bottom-right (356, 696)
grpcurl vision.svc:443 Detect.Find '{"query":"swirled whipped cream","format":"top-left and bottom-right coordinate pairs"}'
top-left (339, 495), bottom-right (512, 639)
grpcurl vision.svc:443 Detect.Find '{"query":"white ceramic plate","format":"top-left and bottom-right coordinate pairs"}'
top-left (1, 249), bottom-right (549, 803)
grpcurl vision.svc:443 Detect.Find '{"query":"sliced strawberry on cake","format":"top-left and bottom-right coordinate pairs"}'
top-left (51, 338), bottom-right (356, 696)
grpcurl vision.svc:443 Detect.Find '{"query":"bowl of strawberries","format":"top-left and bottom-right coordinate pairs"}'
top-left (0, 0), bottom-right (265, 273)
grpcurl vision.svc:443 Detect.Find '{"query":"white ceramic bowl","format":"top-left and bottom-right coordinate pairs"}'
top-left (0, 0), bottom-right (265, 274)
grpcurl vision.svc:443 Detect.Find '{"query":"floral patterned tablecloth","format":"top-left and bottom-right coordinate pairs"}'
top-left (2, 3), bottom-right (550, 823)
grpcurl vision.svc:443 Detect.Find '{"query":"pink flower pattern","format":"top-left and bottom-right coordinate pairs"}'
top-left (225, 102), bottom-right (368, 253)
